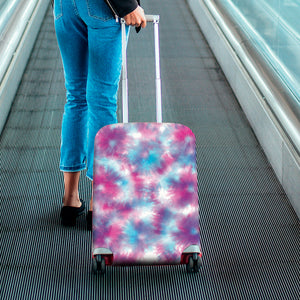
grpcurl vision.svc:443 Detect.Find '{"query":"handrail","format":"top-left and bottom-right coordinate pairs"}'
top-left (0, 0), bottom-right (49, 135)
top-left (202, 0), bottom-right (300, 155)
top-left (0, 0), bottom-right (21, 34)
top-left (0, 0), bottom-right (39, 84)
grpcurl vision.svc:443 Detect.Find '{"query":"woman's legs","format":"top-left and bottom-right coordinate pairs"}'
top-left (54, 0), bottom-right (88, 207)
top-left (55, 0), bottom-right (127, 214)
top-left (63, 172), bottom-right (81, 207)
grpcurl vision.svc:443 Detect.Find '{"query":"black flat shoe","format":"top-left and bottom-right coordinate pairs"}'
top-left (61, 199), bottom-right (85, 226)
top-left (86, 210), bottom-right (92, 231)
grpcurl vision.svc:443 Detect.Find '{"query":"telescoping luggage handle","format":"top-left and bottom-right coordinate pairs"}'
top-left (121, 15), bottom-right (162, 123)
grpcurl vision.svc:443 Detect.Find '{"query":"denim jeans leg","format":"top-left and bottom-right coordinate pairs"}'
top-left (55, 2), bottom-right (89, 173)
top-left (55, 0), bottom-right (129, 179)
top-left (85, 24), bottom-right (124, 180)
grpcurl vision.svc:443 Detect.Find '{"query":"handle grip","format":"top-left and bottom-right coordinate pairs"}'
top-left (145, 15), bottom-right (160, 23)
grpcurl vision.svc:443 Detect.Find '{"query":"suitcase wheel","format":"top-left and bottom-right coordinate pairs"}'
top-left (92, 255), bottom-right (106, 274)
top-left (186, 254), bottom-right (202, 273)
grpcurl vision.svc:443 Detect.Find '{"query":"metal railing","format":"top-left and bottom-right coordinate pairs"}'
top-left (206, 0), bottom-right (300, 156)
top-left (0, 0), bottom-right (49, 134)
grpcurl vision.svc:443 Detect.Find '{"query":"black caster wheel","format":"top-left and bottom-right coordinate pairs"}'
top-left (193, 256), bottom-right (202, 272)
top-left (186, 254), bottom-right (202, 273)
top-left (100, 256), bottom-right (106, 274)
top-left (92, 257), bottom-right (98, 274)
top-left (92, 255), bottom-right (106, 274)
top-left (186, 256), bottom-right (194, 273)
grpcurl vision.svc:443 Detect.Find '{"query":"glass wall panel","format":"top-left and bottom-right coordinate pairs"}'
top-left (215, 0), bottom-right (300, 104)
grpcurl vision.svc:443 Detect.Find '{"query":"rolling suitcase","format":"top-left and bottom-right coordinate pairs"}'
top-left (92, 15), bottom-right (202, 274)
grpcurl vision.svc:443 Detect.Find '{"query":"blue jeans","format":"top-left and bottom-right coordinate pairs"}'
top-left (54, 0), bottom-right (128, 180)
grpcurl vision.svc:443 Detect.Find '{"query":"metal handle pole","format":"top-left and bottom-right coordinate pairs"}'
top-left (121, 15), bottom-right (162, 123)
top-left (153, 18), bottom-right (162, 123)
top-left (121, 19), bottom-right (129, 123)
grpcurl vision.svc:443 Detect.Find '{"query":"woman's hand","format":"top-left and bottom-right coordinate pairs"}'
top-left (123, 6), bottom-right (147, 28)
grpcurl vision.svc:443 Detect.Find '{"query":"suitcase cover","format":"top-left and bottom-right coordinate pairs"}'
top-left (93, 122), bottom-right (200, 265)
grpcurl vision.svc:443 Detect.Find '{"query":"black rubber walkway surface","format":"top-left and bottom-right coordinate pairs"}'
top-left (1, 1), bottom-right (299, 299)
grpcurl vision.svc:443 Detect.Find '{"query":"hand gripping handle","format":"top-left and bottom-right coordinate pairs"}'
top-left (121, 15), bottom-right (162, 123)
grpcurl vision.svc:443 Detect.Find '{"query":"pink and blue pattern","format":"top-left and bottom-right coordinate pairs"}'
top-left (93, 123), bottom-right (201, 264)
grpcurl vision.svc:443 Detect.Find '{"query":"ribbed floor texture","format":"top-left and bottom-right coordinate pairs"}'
top-left (1, 1), bottom-right (299, 299)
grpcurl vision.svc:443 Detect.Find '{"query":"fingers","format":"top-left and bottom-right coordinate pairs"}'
top-left (138, 7), bottom-right (147, 29)
top-left (123, 6), bottom-right (147, 28)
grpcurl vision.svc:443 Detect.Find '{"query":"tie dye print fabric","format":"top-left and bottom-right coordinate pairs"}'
top-left (93, 123), bottom-right (200, 264)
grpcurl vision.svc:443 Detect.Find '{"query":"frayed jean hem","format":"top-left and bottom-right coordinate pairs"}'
top-left (60, 164), bottom-right (86, 173)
